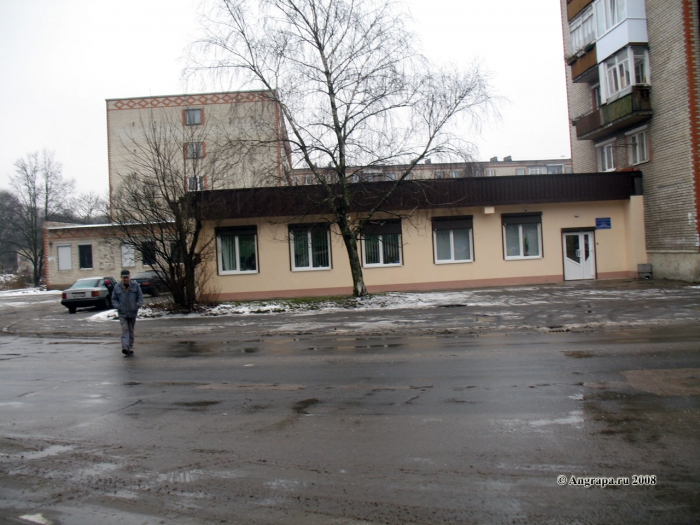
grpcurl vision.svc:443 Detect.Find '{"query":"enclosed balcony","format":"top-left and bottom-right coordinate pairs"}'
top-left (567, 0), bottom-right (594, 21)
top-left (574, 85), bottom-right (652, 141)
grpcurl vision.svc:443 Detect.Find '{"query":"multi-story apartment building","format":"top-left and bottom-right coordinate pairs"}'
top-left (107, 90), bottom-right (290, 206)
top-left (290, 157), bottom-right (573, 185)
top-left (561, 0), bottom-right (700, 280)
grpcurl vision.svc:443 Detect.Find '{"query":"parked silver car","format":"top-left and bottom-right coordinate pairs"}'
top-left (61, 276), bottom-right (118, 314)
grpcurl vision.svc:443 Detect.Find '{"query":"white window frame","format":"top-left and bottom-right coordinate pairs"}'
top-left (570, 5), bottom-right (597, 55)
top-left (120, 244), bottom-right (135, 267)
top-left (626, 126), bottom-right (649, 165)
top-left (187, 175), bottom-right (204, 191)
top-left (601, 46), bottom-right (649, 103)
top-left (484, 169), bottom-right (496, 177)
top-left (596, 138), bottom-right (617, 171)
top-left (515, 168), bottom-right (526, 176)
top-left (595, 0), bottom-right (627, 38)
top-left (528, 166), bottom-right (548, 175)
top-left (503, 222), bottom-right (543, 260)
top-left (450, 170), bottom-right (462, 178)
top-left (289, 229), bottom-right (332, 272)
top-left (78, 243), bottom-right (93, 270)
top-left (57, 245), bottom-right (72, 271)
top-left (361, 234), bottom-right (403, 268)
top-left (217, 233), bottom-right (258, 275)
top-left (433, 228), bottom-right (474, 264)
top-left (434, 170), bottom-right (445, 179)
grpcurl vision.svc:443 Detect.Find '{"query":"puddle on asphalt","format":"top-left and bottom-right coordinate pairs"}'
top-left (170, 341), bottom-right (217, 357)
top-left (293, 398), bottom-right (320, 414)
top-left (173, 401), bottom-right (222, 408)
top-left (564, 351), bottom-right (596, 358)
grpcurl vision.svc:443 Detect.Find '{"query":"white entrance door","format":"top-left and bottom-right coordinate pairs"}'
top-left (563, 232), bottom-right (596, 280)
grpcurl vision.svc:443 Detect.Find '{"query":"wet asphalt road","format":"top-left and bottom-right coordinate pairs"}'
top-left (0, 280), bottom-right (699, 524)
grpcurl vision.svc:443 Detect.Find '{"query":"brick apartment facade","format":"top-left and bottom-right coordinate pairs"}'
top-left (561, 0), bottom-right (700, 280)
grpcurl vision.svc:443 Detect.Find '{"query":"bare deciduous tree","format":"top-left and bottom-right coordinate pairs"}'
top-left (190, 0), bottom-right (494, 296)
top-left (7, 151), bottom-right (74, 285)
top-left (71, 192), bottom-right (110, 224)
top-left (111, 112), bottom-right (227, 311)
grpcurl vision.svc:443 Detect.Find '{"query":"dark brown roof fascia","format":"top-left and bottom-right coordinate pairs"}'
top-left (192, 172), bottom-right (642, 220)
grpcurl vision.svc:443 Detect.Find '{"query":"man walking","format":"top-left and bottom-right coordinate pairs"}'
top-left (112, 269), bottom-right (144, 356)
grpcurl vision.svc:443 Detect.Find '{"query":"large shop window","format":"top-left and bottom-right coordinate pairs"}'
top-left (433, 216), bottom-right (473, 264)
top-left (361, 220), bottom-right (402, 267)
top-left (289, 224), bottom-right (331, 271)
top-left (217, 226), bottom-right (258, 275)
top-left (502, 213), bottom-right (543, 260)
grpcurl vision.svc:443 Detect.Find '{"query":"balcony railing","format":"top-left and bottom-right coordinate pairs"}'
top-left (575, 86), bottom-right (652, 141)
top-left (569, 45), bottom-right (598, 82)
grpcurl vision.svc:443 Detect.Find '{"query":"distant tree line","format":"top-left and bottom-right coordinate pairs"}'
top-left (0, 150), bottom-right (109, 285)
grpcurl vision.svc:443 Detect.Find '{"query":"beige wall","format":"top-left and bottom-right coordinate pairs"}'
top-left (107, 92), bottom-right (285, 199)
top-left (45, 225), bottom-right (154, 290)
top-left (201, 199), bottom-right (646, 301)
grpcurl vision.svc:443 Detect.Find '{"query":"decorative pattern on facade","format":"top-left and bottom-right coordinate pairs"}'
top-left (108, 92), bottom-right (269, 111)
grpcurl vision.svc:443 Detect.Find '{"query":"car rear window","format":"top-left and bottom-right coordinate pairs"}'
top-left (132, 272), bottom-right (154, 279)
top-left (69, 279), bottom-right (102, 289)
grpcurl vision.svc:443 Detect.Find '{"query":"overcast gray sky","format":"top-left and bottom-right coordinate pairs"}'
top-left (0, 0), bottom-right (570, 195)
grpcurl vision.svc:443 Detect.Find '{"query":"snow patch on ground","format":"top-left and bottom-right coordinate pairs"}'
top-left (0, 288), bottom-right (61, 297)
top-left (85, 285), bottom-right (700, 323)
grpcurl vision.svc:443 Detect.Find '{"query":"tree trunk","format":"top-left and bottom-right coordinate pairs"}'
top-left (338, 220), bottom-right (367, 297)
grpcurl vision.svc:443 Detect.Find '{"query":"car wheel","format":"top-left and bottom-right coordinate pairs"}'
top-left (68, 306), bottom-right (77, 314)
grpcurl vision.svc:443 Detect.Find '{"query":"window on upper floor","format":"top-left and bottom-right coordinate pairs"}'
top-left (484, 169), bottom-right (496, 177)
top-left (185, 142), bottom-right (205, 159)
top-left (184, 108), bottom-right (203, 126)
top-left (596, 139), bottom-right (617, 171)
top-left (434, 170), bottom-right (445, 179)
top-left (595, 0), bottom-right (627, 36)
top-left (602, 46), bottom-right (649, 102)
top-left (570, 6), bottom-right (597, 55)
top-left (627, 126), bottom-right (649, 165)
top-left (547, 165), bottom-right (563, 174)
top-left (187, 175), bottom-right (204, 191)
top-left (450, 170), bottom-right (462, 178)
top-left (516, 168), bottom-right (525, 176)
top-left (528, 166), bottom-right (548, 175)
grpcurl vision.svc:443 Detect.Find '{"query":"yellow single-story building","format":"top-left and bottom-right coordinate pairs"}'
top-left (194, 172), bottom-right (647, 301)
